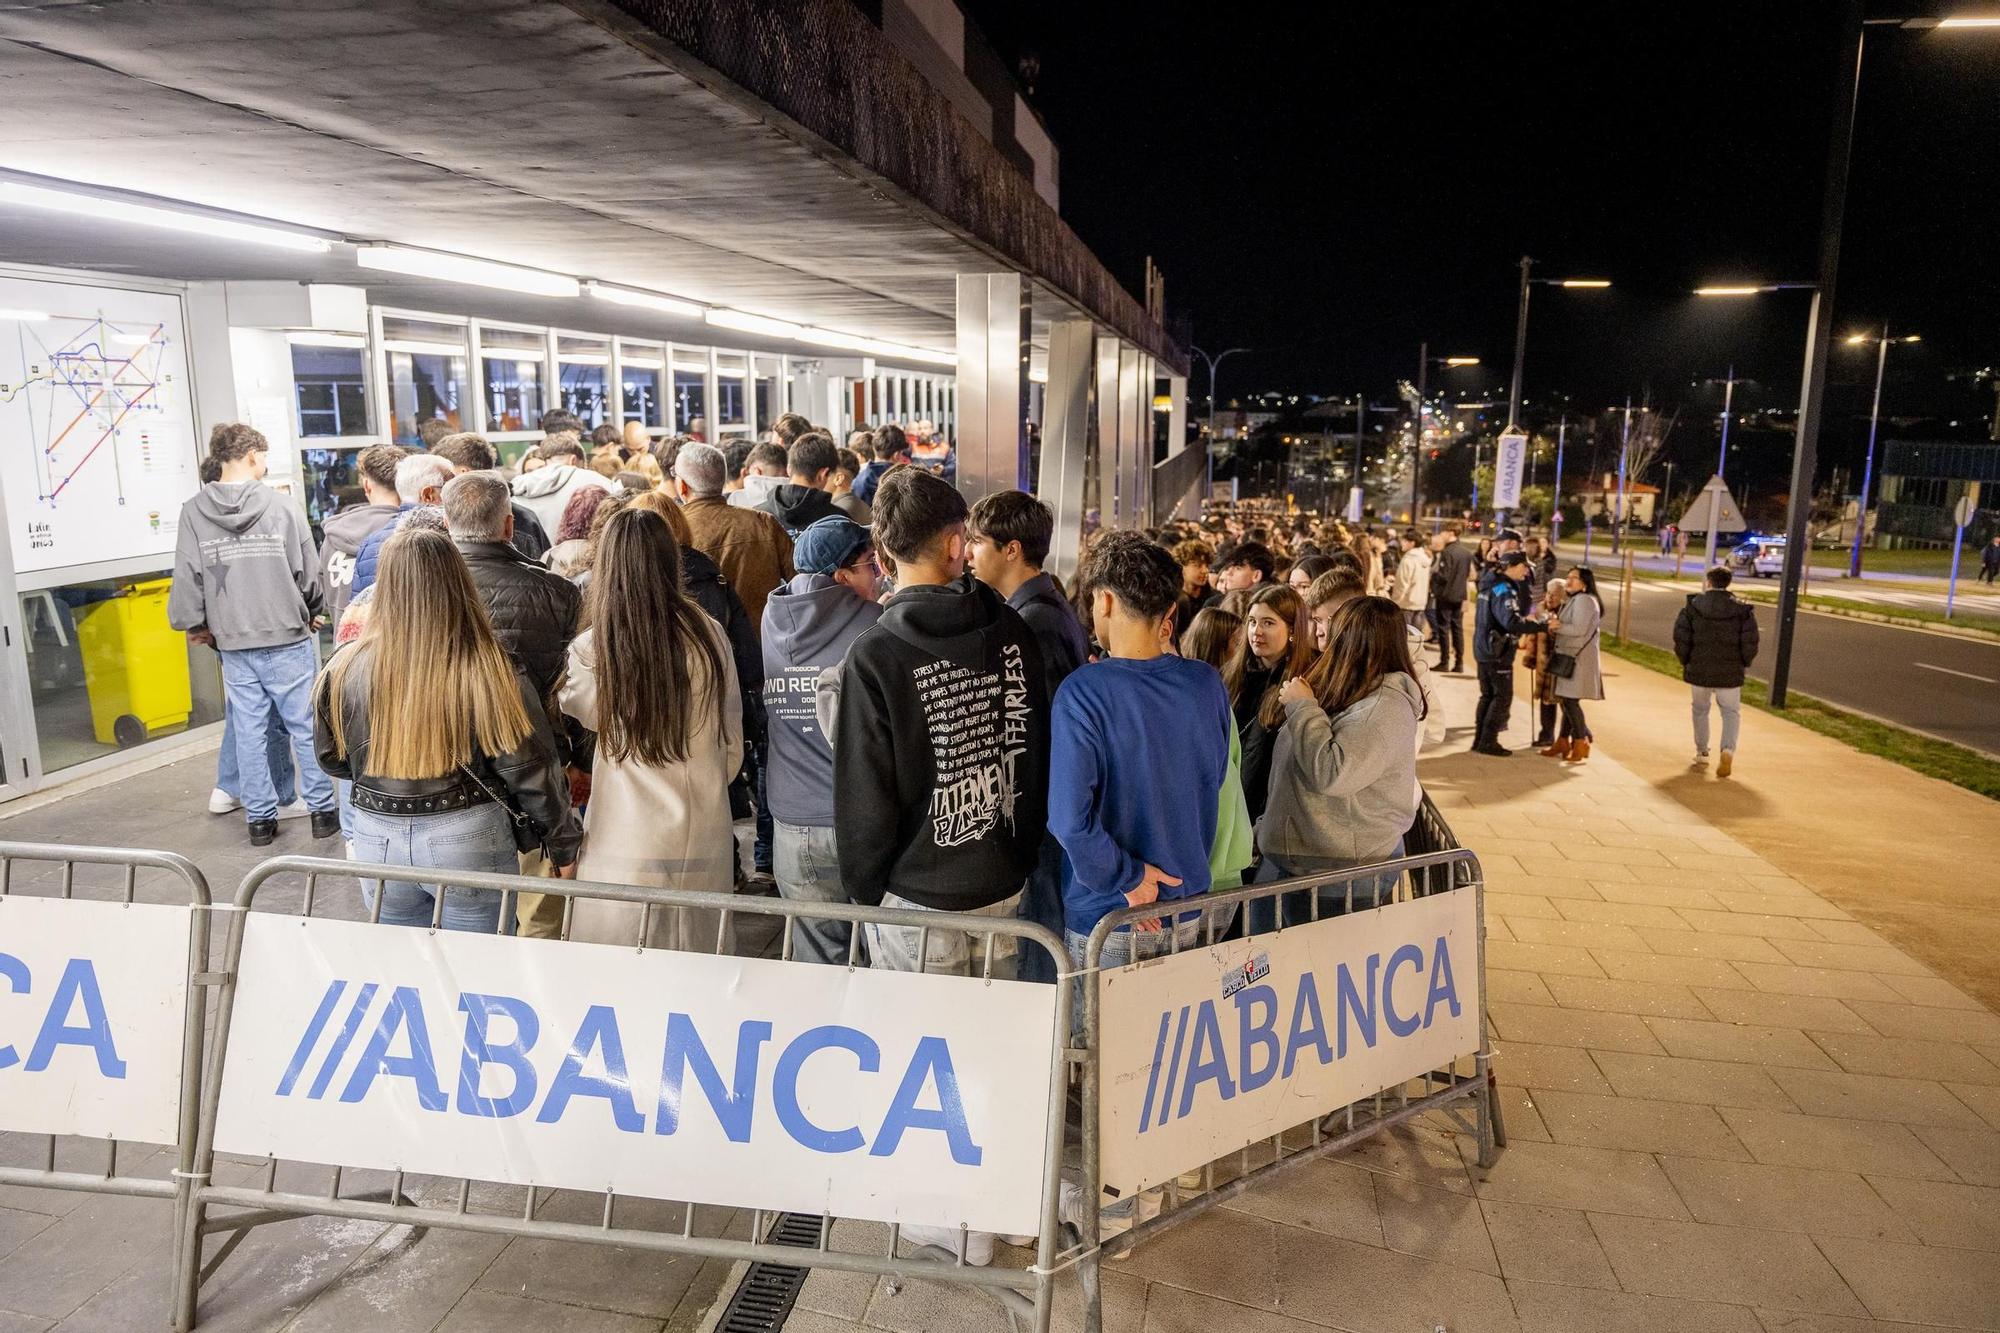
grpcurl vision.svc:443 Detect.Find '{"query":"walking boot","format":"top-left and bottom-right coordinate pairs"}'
top-left (1539, 738), bottom-right (1571, 758)
top-left (1567, 738), bottom-right (1591, 763)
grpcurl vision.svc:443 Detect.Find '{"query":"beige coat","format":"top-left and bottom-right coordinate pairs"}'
top-left (560, 618), bottom-right (744, 952)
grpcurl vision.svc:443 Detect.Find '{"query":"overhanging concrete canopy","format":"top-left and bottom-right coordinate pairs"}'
top-left (0, 0), bottom-right (1181, 372)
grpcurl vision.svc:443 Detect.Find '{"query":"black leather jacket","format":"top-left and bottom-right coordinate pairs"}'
top-left (314, 643), bottom-right (582, 866)
top-left (456, 538), bottom-right (580, 704)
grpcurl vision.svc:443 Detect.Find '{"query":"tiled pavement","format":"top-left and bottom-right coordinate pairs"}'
top-left (3, 668), bottom-right (2000, 1331)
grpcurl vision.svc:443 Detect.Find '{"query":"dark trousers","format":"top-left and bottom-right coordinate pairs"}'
top-left (1536, 702), bottom-right (1557, 745)
top-left (1982, 562), bottom-right (1999, 584)
top-left (1434, 601), bottom-right (1465, 667)
top-left (1559, 696), bottom-right (1592, 741)
top-left (1014, 834), bottom-right (1068, 984)
top-left (751, 741), bottom-right (773, 872)
top-left (1474, 659), bottom-right (1513, 745)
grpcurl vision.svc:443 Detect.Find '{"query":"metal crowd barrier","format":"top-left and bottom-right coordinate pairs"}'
top-left (1072, 846), bottom-right (1500, 1333)
top-left (172, 856), bottom-right (1073, 1333)
top-left (0, 840), bottom-right (213, 1324)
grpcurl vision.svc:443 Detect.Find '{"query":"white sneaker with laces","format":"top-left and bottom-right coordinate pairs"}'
top-left (1692, 751), bottom-right (1709, 768)
top-left (207, 787), bottom-right (241, 815)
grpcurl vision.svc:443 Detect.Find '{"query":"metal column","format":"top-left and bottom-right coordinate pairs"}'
top-left (1117, 345), bottom-right (1143, 529)
top-left (1041, 318), bottom-right (1094, 584)
top-left (1160, 372), bottom-right (1194, 522)
top-left (1094, 336), bottom-right (1123, 530)
top-left (954, 273), bottom-right (1031, 503)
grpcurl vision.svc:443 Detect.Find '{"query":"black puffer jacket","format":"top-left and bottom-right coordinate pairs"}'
top-left (314, 643), bottom-right (582, 866)
top-left (1673, 589), bottom-right (1760, 688)
top-left (684, 547), bottom-right (767, 745)
top-left (456, 538), bottom-right (581, 703)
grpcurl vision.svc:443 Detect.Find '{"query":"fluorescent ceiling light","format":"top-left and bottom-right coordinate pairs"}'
top-left (356, 246), bottom-right (580, 299)
top-left (706, 308), bottom-right (806, 339)
top-left (381, 339), bottom-right (469, 357)
top-left (0, 308), bottom-right (49, 321)
top-left (585, 281), bottom-right (704, 318)
top-left (1559, 279), bottom-right (1611, 288)
top-left (0, 180), bottom-right (333, 253)
top-left (1444, 356), bottom-right (1481, 366)
top-left (287, 332), bottom-right (366, 349)
top-left (1940, 15), bottom-right (2000, 26)
top-left (1694, 285), bottom-right (1765, 297)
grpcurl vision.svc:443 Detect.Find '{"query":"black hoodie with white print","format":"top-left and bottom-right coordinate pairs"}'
top-left (832, 576), bottom-right (1050, 911)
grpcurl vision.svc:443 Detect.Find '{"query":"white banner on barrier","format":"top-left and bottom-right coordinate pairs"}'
top-left (213, 915), bottom-right (1058, 1234)
top-left (0, 896), bottom-right (191, 1144)
top-left (1097, 888), bottom-right (1481, 1197)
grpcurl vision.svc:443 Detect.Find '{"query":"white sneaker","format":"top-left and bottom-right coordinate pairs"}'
top-left (900, 1223), bottom-right (994, 1267)
top-left (207, 787), bottom-right (241, 815)
top-left (274, 800), bottom-right (311, 821)
top-left (1691, 751), bottom-right (1709, 768)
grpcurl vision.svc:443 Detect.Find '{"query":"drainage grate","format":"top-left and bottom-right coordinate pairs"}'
top-left (714, 1212), bottom-right (824, 1333)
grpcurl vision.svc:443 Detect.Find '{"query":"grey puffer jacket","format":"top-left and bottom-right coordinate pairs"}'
top-left (1257, 672), bottom-right (1424, 868)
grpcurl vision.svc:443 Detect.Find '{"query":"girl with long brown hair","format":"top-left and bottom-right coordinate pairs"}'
top-left (314, 526), bottom-right (580, 931)
top-left (1251, 594), bottom-right (1426, 929)
top-left (560, 506), bottom-right (743, 950)
top-left (1229, 583), bottom-right (1316, 826)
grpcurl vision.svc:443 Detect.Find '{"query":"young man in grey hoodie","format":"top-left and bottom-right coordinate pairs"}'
top-left (168, 423), bottom-right (338, 847)
top-left (761, 516), bottom-right (882, 964)
top-left (316, 442), bottom-right (407, 626)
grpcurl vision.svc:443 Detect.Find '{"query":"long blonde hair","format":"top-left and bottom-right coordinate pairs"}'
top-left (320, 526), bottom-right (532, 778)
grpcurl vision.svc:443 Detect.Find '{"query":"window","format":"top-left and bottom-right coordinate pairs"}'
top-left (558, 333), bottom-right (612, 426)
top-left (21, 572), bottom-right (224, 774)
top-left (290, 342), bottom-right (368, 438)
top-left (479, 325), bottom-right (546, 433)
top-left (619, 340), bottom-right (666, 428)
top-left (715, 351), bottom-right (749, 430)
top-left (381, 315), bottom-right (467, 445)
top-left (672, 354), bottom-right (709, 433)
top-left (753, 354), bottom-right (782, 433)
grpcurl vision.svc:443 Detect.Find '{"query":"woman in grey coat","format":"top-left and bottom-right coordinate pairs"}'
top-left (1551, 566), bottom-right (1605, 762)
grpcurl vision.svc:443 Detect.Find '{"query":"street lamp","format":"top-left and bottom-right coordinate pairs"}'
top-left (1756, 3), bottom-right (1996, 707)
top-left (1506, 258), bottom-right (1612, 431)
top-left (1697, 365), bottom-right (1745, 570)
top-left (1844, 326), bottom-right (1921, 577)
top-left (1191, 344), bottom-right (1251, 505)
top-left (1411, 346), bottom-right (1480, 526)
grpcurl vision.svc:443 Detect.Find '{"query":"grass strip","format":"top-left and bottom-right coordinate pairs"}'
top-left (1602, 636), bottom-right (2000, 801)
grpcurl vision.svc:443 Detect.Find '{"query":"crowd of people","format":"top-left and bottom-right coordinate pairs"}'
top-left (165, 407), bottom-right (1784, 1254)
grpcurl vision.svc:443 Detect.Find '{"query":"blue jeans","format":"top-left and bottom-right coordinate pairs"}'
top-left (772, 819), bottom-right (854, 965)
top-left (1245, 840), bottom-right (1405, 935)
top-left (349, 802), bottom-right (515, 933)
top-left (219, 639), bottom-right (332, 822)
top-left (216, 707), bottom-right (295, 805)
top-left (1065, 915), bottom-right (1204, 1046)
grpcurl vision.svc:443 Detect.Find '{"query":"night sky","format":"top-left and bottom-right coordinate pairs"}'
top-left (967, 2), bottom-right (2000, 497)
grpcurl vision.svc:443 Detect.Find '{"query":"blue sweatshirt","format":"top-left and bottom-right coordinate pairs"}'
top-left (1048, 654), bottom-right (1232, 935)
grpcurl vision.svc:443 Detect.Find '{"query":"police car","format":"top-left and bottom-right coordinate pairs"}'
top-left (1728, 535), bottom-right (1787, 578)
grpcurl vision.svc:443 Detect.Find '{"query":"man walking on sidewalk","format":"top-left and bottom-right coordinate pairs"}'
top-left (1471, 552), bottom-right (1544, 757)
top-left (1673, 565), bottom-right (1760, 778)
top-left (1981, 534), bottom-right (2000, 585)
top-left (168, 423), bottom-right (340, 847)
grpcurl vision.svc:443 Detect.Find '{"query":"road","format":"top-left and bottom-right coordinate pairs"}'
top-left (1596, 577), bottom-right (2000, 756)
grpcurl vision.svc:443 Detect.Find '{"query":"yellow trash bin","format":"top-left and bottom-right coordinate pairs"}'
top-left (74, 577), bottom-right (193, 747)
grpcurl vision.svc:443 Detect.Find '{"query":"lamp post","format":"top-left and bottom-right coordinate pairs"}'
top-left (1844, 325), bottom-right (1921, 577)
top-left (1748, 4), bottom-right (1996, 707)
top-left (1191, 344), bottom-right (1250, 509)
top-left (1411, 346), bottom-right (1480, 526)
top-left (1504, 259), bottom-right (1610, 431)
top-left (1699, 365), bottom-right (1741, 571)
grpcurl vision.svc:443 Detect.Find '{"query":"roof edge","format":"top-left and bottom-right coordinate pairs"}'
top-left (564, 0), bottom-right (1186, 376)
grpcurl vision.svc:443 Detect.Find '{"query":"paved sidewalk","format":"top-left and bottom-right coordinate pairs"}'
top-left (3, 668), bottom-right (1999, 1331)
top-left (787, 672), bottom-right (2000, 1333)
